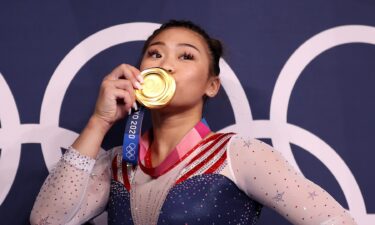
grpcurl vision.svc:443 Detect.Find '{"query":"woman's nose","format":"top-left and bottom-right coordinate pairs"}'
top-left (161, 66), bottom-right (174, 74)
top-left (160, 59), bottom-right (175, 74)
top-left (165, 68), bottom-right (173, 73)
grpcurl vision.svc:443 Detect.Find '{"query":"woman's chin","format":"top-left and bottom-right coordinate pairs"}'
top-left (151, 102), bottom-right (202, 116)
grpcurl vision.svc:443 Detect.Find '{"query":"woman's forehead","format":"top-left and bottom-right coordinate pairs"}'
top-left (149, 27), bottom-right (208, 51)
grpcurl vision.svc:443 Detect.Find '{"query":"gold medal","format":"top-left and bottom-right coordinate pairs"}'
top-left (135, 67), bottom-right (176, 108)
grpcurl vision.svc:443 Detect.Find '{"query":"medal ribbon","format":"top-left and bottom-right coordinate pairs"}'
top-left (122, 106), bottom-right (145, 165)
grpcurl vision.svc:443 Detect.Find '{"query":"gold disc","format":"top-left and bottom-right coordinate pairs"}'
top-left (135, 67), bottom-right (176, 108)
top-left (142, 74), bottom-right (166, 98)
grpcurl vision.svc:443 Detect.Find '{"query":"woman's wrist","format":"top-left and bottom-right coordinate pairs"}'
top-left (88, 114), bottom-right (113, 135)
top-left (70, 115), bottom-right (113, 159)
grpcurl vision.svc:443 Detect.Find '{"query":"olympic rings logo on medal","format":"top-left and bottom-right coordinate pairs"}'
top-left (0, 22), bottom-right (374, 224)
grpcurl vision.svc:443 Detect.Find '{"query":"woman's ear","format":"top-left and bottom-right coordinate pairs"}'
top-left (205, 76), bottom-right (221, 98)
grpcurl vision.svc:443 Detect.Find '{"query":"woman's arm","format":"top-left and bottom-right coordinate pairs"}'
top-left (30, 111), bottom-right (113, 225)
top-left (30, 146), bottom-right (112, 225)
top-left (225, 135), bottom-right (357, 225)
top-left (30, 64), bottom-right (142, 224)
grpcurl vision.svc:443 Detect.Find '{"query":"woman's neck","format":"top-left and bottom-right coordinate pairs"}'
top-left (149, 106), bottom-right (202, 167)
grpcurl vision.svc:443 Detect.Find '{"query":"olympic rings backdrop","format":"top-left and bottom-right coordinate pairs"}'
top-left (0, 1), bottom-right (374, 224)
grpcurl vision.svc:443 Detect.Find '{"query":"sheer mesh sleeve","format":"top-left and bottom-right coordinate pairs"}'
top-left (30, 147), bottom-right (112, 225)
top-left (225, 135), bottom-right (357, 225)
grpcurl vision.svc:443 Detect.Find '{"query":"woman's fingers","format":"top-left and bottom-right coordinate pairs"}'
top-left (111, 79), bottom-right (137, 107)
top-left (126, 65), bottom-right (144, 83)
top-left (106, 64), bottom-right (142, 90)
top-left (112, 79), bottom-right (136, 91)
top-left (95, 65), bottom-right (140, 123)
top-left (106, 79), bottom-right (137, 111)
top-left (113, 89), bottom-right (133, 111)
top-left (93, 64), bottom-right (142, 125)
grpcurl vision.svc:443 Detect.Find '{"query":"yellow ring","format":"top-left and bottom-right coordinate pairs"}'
top-left (135, 68), bottom-right (176, 108)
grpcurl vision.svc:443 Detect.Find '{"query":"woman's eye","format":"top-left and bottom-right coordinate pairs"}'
top-left (147, 50), bottom-right (162, 58)
top-left (179, 53), bottom-right (194, 60)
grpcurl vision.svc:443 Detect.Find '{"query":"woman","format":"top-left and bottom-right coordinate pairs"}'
top-left (30, 20), bottom-right (357, 225)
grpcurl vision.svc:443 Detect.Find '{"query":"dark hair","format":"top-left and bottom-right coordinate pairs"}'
top-left (141, 20), bottom-right (223, 76)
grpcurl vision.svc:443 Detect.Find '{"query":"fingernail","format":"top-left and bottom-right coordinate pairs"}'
top-left (135, 82), bottom-right (143, 90)
top-left (133, 102), bottom-right (138, 111)
top-left (137, 75), bottom-right (144, 83)
top-left (128, 108), bottom-right (132, 115)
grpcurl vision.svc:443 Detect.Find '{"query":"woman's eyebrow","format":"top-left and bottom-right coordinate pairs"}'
top-left (149, 41), bottom-right (165, 47)
top-left (177, 43), bottom-right (200, 53)
top-left (148, 41), bottom-right (200, 53)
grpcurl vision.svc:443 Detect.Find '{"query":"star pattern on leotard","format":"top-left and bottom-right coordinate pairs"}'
top-left (308, 191), bottom-right (318, 200)
top-left (243, 140), bottom-right (252, 148)
top-left (272, 191), bottom-right (285, 202)
top-left (37, 216), bottom-right (51, 225)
